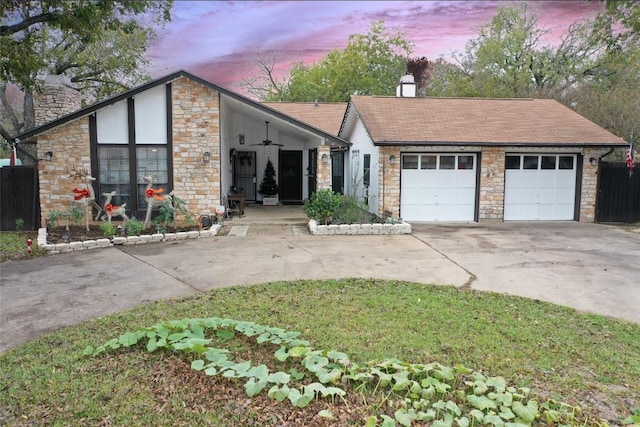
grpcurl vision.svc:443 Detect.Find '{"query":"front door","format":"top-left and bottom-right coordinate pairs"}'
top-left (278, 150), bottom-right (303, 202)
top-left (233, 151), bottom-right (257, 201)
top-left (308, 148), bottom-right (317, 197)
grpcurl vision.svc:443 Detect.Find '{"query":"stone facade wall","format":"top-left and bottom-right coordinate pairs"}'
top-left (37, 118), bottom-right (91, 226)
top-left (316, 145), bottom-right (332, 190)
top-left (580, 148), bottom-right (600, 222)
top-left (478, 147), bottom-right (506, 221)
top-left (378, 146), bottom-right (401, 219)
top-left (34, 76), bottom-right (81, 127)
top-left (171, 77), bottom-right (221, 217)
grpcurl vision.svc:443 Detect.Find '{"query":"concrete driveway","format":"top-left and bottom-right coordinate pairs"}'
top-left (1, 222), bottom-right (638, 353)
top-left (410, 221), bottom-right (640, 324)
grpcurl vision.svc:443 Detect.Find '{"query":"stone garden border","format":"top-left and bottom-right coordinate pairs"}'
top-left (37, 225), bottom-right (222, 254)
top-left (307, 219), bottom-right (411, 235)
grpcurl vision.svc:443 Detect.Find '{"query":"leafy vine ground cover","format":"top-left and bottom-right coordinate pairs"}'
top-left (84, 317), bottom-right (591, 426)
top-left (1, 279), bottom-right (639, 426)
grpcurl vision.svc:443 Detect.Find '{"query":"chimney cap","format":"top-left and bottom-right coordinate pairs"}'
top-left (43, 74), bottom-right (75, 88)
top-left (400, 74), bottom-right (415, 84)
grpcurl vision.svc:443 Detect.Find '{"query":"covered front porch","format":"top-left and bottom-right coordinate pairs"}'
top-left (216, 203), bottom-right (308, 226)
top-left (219, 94), bottom-right (348, 206)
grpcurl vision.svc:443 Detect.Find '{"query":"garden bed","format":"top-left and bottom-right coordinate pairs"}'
top-left (39, 223), bottom-right (220, 254)
top-left (308, 219), bottom-right (411, 235)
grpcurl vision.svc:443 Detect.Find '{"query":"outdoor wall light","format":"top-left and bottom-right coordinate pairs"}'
top-left (321, 153), bottom-right (329, 163)
top-left (589, 157), bottom-right (598, 166)
top-left (203, 151), bottom-right (211, 163)
top-left (45, 151), bottom-right (53, 161)
top-left (239, 134), bottom-right (245, 145)
top-left (389, 155), bottom-right (397, 165)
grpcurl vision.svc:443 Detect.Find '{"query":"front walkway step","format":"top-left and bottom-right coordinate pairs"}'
top-left (227, 226), bottom-right (249, 236)
top-left (221, 225), bottom-right (310, 236)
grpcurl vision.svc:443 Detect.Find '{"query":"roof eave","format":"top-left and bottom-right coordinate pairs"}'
top-left (372, 140), bottom-right (628, 147)
top-left (13, 70), bottom-right (350, 148)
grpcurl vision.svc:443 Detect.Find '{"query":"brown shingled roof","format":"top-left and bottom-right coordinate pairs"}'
top-left (263, 102), bottom-right (347, 136)
top-left (350, 96), bottom-right (625, 146)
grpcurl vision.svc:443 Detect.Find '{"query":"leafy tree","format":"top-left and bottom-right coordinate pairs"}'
top-left (564, 0), bottom-right (640, 141)
top-left (242, 21), bottom-right (413, 102)
top-left (425, 2), bottom-right (560, 98)
top-left (0, 0), bottom-right (172, 141)
top-left (406, 56), bottom-right (438, 96)
top-left (424, 0), bottom-right (639, 141)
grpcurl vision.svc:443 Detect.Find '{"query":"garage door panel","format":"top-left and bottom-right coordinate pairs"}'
top-left (401, 153), bottom-right (477, 221)
top-left (504, 154), bottom-right (576, 221)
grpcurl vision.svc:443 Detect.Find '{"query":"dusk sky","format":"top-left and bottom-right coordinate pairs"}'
top-left (147, 1), bottom-right (604, 96)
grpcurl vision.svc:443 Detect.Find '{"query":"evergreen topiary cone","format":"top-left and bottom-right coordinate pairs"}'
top-left (259, 159), bottom-right (279, 196)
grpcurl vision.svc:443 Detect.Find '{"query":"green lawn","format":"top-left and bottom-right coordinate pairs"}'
top-left (0, 231), bottom-right (46, 262)
top-left (1, 279), bottom-right (639, 426)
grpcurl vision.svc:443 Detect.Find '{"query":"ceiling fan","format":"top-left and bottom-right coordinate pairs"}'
top-left (250, 121), bottom-right (284, 147)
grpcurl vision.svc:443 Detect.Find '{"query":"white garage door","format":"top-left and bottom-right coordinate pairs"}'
top-left (504, 154), bottom-right (577, 220)
top-left (400, 153), bottom-right (477, 221)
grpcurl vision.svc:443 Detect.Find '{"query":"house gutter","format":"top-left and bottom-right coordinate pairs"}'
top-left (599, 147), bottom-right (615, 161)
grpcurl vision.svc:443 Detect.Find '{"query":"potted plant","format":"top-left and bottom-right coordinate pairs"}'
top-left (259, 159), bottom-right (279, 205)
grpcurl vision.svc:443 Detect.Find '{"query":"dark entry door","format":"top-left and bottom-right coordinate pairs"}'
top-left (234, 151), bottom-right (257, 201)
top-left (308, 148), bottom-right (317, 197)
top-left (278, 150), bottom-right (303, 202)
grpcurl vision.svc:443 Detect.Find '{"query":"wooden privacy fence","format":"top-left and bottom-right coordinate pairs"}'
top-left (0, 166), bottom-right (40, 231)
top-left (596, 162), bottom-right (640, 223)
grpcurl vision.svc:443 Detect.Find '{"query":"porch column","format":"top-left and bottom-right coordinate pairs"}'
top-left (478, 146), bottom-right (506, 221)
top-left (317, 145), bottom-right (332, 190)
top-left (378, 146), bottom-right (401, 219)
top-left (580, 147), bottom-right (600, 222)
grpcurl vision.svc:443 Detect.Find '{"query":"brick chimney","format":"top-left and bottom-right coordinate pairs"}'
top-left (396, 74), bottom-right (416, 98)
top-left (34, 75), bottom-right (81, 127)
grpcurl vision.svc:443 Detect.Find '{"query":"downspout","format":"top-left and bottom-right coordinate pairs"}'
top-left (599, 147), bottom-right (614, 161)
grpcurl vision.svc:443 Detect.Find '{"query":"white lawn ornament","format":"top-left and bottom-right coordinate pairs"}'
top-left (142, 175), bottom-right (166, 228)
top-left (101, 191), bottom-right (128, 224)
top-left (67, 166), bottom-right (102, 231)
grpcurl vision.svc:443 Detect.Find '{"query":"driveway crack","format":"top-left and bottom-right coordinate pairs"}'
top-left (411, 234), bottom-right (477, 289)
top-left (115, 247), bottom-right (204, 294)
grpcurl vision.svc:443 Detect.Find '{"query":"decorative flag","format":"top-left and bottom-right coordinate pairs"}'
top-left (627, 140), bottom-right (635, 177)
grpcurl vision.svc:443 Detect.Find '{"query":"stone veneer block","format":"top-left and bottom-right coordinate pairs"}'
top-left (127, 236), bottom-right (140, 245)
top-left (38, 228), bottom-right (48, 246)
top-left (397, 223), bottom-right (412, 234)
top-left (151, 233), bottom-right (164, 242)
top-left (83, 240), bottom-right (98, 249)
top-left (347, 225), bottom-right (360, 235)
top-left (382, 224), bottom-right (394, 234)
top-left (97, 239), bottom-right (112, 247)
top-left (112, 237), bottom-right (126, 245)
top-left (70, 241), bottom-right (85, 250)
top-left (176, 232), bottom-right (189, 240)
top-left (41, 243), bottom-right (55, 251)
top-left (164, 233), bottom-right (177, 241)
top-left (371, 224), bottom-right (383, 235)
top-left (55, 243), bottom-right (72, 252)
top-left (358, 224), bottom-right (372, 234)
top-left (328, 225), bottom-right (339, 235)
top-left (139, 235), bottom-right (152, 244)
top-left (338, 224), bottom-right (350, 235)
top-left (188, 231), bottom-right (200, 239)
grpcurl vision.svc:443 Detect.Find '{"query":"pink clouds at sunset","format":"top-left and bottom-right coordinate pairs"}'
top-left (146, 1), bottom-right (604, 94)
